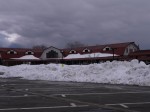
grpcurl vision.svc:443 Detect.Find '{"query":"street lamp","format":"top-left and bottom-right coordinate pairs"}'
top-left (61, 51), bottom-right (64, 66)
top-left (111, 48), bottom-right (117, 60)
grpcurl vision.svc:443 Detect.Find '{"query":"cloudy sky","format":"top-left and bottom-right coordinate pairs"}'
top-left (0, 0), bottom-right (150, 49)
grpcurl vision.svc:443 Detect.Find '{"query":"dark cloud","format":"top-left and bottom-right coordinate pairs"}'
top-left (0, 0), bottom-right (150, 49)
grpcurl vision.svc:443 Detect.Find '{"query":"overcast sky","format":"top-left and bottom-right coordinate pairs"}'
top-left (0, 0), bottom-right (150, 49)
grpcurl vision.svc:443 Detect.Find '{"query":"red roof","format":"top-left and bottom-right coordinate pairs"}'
top-left (61, 42), bottom-right (135, 56)
top-left (0, 48), bottom-right (43, 60)
top-left (0, 42), bottom-right (137, 60)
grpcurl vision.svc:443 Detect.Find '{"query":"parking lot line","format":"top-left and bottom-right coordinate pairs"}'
top-left (106, 101), bottom-right (150, 106)
top-left (119, 104), bottom-right (128, 108)
top-left (52, 91), bottom-right (150, 96)
top-left (0, 105), bottom-right (89, 111)
top-left (10, 87), bottom-right (103, 90)
top-left (0, 95), bottom-right (36, 98)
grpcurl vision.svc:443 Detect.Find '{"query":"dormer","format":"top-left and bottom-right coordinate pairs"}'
top-left (83, 48), bottom-right (91, 53)
top-left (7, 50), bottom-right (17, 54)
top-left (103, 46), bottom-right (112, 51)
top-left (25, 51), bottom-right (34, 55)
top-left (69, 50), bottom-right (77, 54)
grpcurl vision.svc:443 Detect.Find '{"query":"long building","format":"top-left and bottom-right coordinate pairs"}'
top-left (0, 42), bottom-right (149, 66)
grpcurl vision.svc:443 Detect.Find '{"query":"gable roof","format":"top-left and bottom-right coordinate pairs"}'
top-left (43, 46), bottom-right (61, 51)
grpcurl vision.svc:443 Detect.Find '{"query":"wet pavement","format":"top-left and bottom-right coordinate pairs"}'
top-left (0, 78), bottom-right (150, 112)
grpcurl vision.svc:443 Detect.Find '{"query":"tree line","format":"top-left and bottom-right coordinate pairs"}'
top-left (32, 41), bottom-right (86, 49)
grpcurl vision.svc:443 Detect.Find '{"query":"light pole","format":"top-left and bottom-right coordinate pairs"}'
top-left (61, 51), bottom-right (64, 66)
top-left (0, 51), bottom-right (2, 65)
top-left (111, 48), bottom-right (117, 60)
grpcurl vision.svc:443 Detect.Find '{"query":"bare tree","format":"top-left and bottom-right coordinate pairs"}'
top-left (65, 41), bottom-right (86, 48)
top-left (32, 45), bottom-right (47, 50)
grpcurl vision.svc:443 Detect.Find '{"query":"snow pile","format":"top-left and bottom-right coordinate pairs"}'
top-left (12, 55), bottom-right (40, 60)
top-left (64, 53), bottom-right (118, 59)
top-left (0, 60), bottom-right (150, 86)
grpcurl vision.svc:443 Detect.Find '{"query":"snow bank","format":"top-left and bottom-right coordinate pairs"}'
top-left (64, 53), bottom-right (118, 59)
top-left (0, 60), bottom-right (150, 86)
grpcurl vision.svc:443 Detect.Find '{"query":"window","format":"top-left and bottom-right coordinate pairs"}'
top-left (46, 50), bottom-right (58, 58)
top-left (106, 48), bottom-right (110, 51)
top-left (25, 51), bottom-right (34, 55)
top-left (69, 50), bottom-right (77, 54)
top-left (7, 50), bottom-right (17, 54)
top-left (103, 47), bottom-right (111, 51)
top-left (83, 48), bottom-right (90, 53)
top-left (126, 48), bottom-right (128, 53)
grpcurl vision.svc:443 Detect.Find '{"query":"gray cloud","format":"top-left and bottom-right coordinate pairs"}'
top-left (0, 0), bottom-right (150, 49)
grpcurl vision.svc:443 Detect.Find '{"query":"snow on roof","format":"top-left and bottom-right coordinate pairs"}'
top-left (64, 53), bottom-right (118, 59)
top-left (12, 55), bottom-right (40, 60)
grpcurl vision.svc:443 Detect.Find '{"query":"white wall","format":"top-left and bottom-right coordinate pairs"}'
top-left (124, 44), bottom-right (139, 56)
top-left (40, 47), bottom-right (63, 60)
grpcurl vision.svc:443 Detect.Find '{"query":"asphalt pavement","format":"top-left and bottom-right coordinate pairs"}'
top-left (0, 77), bottom-right (150, 112)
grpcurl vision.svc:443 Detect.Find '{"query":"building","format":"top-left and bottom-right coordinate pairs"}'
top-left (0, 48), bottom-right (43, 60)
top-left (0, 42), bottom-right (143, 66)
top-left (129, 50), bottom-right (150, 64)
top-left (40, 42), bottom-right (139, 60)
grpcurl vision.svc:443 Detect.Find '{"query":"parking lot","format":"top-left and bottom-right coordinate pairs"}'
top-left (0, 78), bottom-right (150, 112)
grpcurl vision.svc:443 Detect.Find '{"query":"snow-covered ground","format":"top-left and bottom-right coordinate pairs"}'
top-left (0, 60), bottom-right (150, 86)
top-left (64, 53), bottom-right (118, 59)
